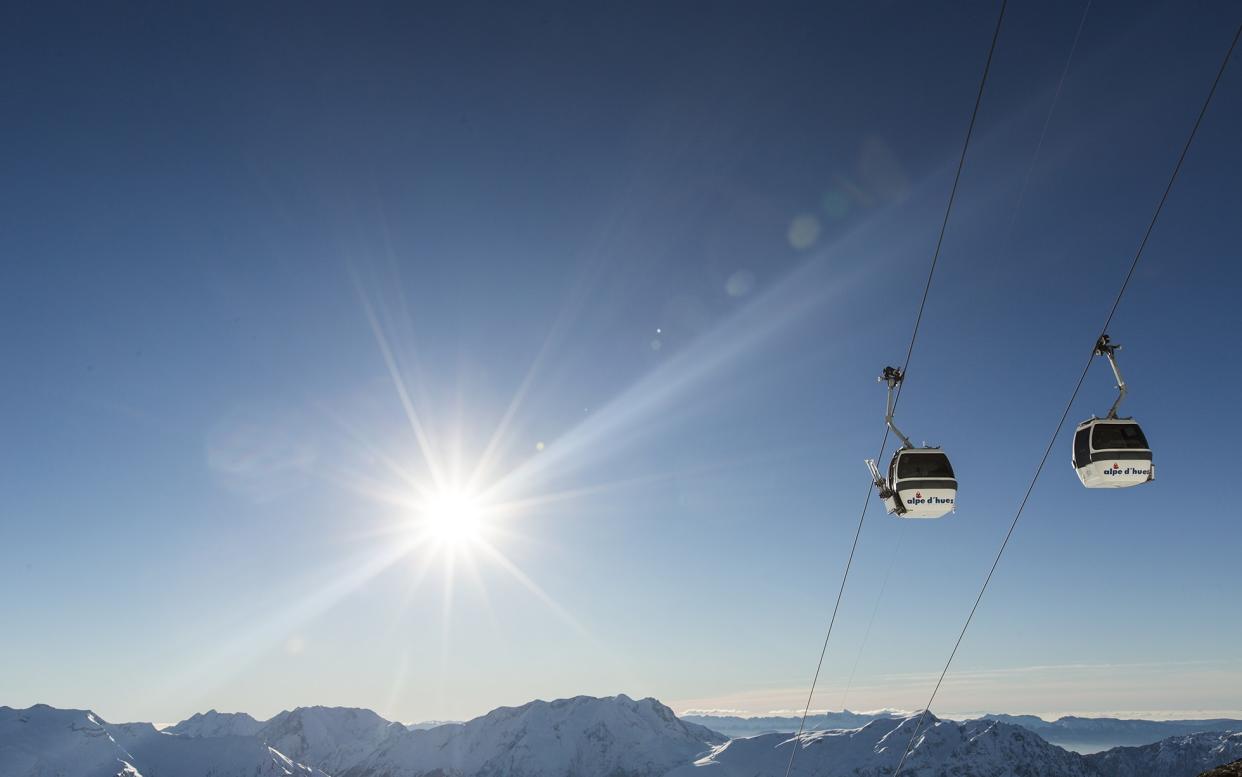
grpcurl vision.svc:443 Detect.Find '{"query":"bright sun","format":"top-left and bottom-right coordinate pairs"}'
top-left (421, 489), bottom-right (486, 548)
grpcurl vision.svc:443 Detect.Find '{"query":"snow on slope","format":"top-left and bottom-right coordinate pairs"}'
top-left (405, 721), bottom-right (458, 731)
top-left (666, 714), bottom-right (1096, 777)
top-left (258, 707), bottom-right (399, 775)
top-left (0, 705), bottom-right (139, 777)
top-left (0, 705), bottom-right (325, 777)
top-left (343, 694), bottom-right (726, 777)
top-left (164, 710), bottom-right (263, 738)
top-left (119, 729), bottom-right (329, 777)
top-left (1089, 731), bottom-right (1242, 777)
top-left (10, 699), bottom-right (1238, 777)
top-left (684, 710), bottom-right (1242, 753)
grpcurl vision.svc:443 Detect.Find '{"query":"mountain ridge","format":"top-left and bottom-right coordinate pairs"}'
top-left (682, 709), bottom-right (1242, 752)
top-left (341, 694), bottom-right (725, 777)
top-left (4, 697), bottom-right (1239, 777)
top-left (0, 704), bottom-right (326, 777)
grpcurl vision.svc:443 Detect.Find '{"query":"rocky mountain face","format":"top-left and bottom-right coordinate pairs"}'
top-left (1197, 758), bottom-right (1242, 777)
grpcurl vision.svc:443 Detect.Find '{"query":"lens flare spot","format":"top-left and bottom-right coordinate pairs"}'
top-left (787, 214), bottom-right (821, 250)
top-left (822, 189), bottom-right (851, 219)
top-left (725, 269), bottom-right (755, 297)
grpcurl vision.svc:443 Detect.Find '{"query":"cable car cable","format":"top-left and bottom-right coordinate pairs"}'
top-left (781, 2), bottom-right (1009, 774)
top-left (854, 0), bottom-right (1083, 638)
top-left (837, 527), bottom-right (906, 715)
top-left (1006, 0), bottom-right (1092, 236)
top-left (868, 0), bottom-right (1008, 520)
top-left (889, 20), bottom-right (1242, 777)
top-left (781, 429), bottom-right (889, 777)
top-left (897, 0), bottom-right (1008, 375)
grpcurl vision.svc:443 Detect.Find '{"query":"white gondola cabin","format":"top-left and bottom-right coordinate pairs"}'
top-left (866, 367), bottom-right (957, 519)
top-left (1072, 335), bottom-right (1154, 489)
top-left (881, 447), bottom-right (957, 518)
top-left (1072, 418), bottom-right (1153, 488)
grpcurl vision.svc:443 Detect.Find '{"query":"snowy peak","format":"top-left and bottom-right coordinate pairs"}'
top-left (667, 714), bottom-right (1096, 777)
top-left (671, 714), bottom-right (1242, 777)
top-left (119, 728), bottom-right (329, 777)
top-left (258, 706), bottom-right (397, 775)
top-left (978, 713), bottom-right (1242, 751)
top-left (0, 705), bottom-right (325, 777)
top-left (1089, 731), bottom-right (1242, 777)
top-left (8, 700), bottom-right (1240, 777)
top-left (0, 705), bottom-right (138, 777)
top-left (344, 693), bottom-right (724, 777)
top-left (165, 709), bottom-right (262, 738)
top-left (473, 694), bottom-right (725, 745)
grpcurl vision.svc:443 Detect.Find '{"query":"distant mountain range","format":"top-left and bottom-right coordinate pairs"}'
top-left (681, 710), bottom-right (1242, 753)
top-left (0, 704), bottom-right (325, 777)
top-left (983, 714), bottom-right (1242, 753)
top-left (2, 696), bottom-right (1239, 777)
top-left (679, 710), bottom-right (903, 738)
top-left (673, 716), bottom-right (1242, 777)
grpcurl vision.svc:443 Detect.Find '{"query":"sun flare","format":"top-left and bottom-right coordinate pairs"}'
top-left (420, 489), bottom-right (486, 549)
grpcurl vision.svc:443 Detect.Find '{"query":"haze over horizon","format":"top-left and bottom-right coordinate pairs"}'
top-left (4, 1), bottom-right (1240, 727)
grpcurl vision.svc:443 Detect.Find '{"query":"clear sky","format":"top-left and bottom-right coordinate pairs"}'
top-left (3, 1), bottom-right (1240, 726)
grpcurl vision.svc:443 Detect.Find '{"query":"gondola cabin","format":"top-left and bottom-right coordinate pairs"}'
top-left (883, 448), bottom-right (957, 519)
top-left (1071, 418), bottom-right (1153, 488)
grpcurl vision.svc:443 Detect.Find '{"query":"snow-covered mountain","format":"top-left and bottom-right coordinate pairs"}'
top-left (981, 714), bottom-right (1242, 753)
top-left (679, 710), bottom-right (902, 738)
top-left (404, 721), bottom-right (458, 731)
top-left (667, 714), bottom-right (1097, 777)
top-left (1090, 731), bottom-right (1242, 777)
top-left (342, 694), bottom-right (725, 777)
top-left (0, 705), bottom-right (325, 777)
top-left (7, 698), bottom-right (1240, 777)
top-left (683, 709), bottom-right (1242, 753)
top-left (668, 714), bottom-right (1242, 777)
top-left (258, 707), bottom-right (399, 775)
top-left (164, 709), bottom-right (263, 738)
top-left (113, 724), bottom-right (329, 777)
top-left (0, 705), bottom-right (140, 777)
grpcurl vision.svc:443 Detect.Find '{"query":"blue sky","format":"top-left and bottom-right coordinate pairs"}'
top-left (3, 1), bottom-right (1240, 725)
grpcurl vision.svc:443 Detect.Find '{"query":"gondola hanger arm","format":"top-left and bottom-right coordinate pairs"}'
top-left (1094, 335), bottom-right (1128, 418)
top-left (878, 366), bottom-right (914, 449)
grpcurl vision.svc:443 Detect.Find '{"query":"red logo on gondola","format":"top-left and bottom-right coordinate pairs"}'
top-left (1114, 463), bottom-right (1119, 469)
top-left (915, 492), bottom-right (923, 499)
